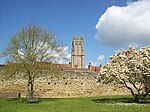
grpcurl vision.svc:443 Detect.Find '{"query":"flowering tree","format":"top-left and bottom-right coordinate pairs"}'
top-left (100, 46), bottom-right (150, 101)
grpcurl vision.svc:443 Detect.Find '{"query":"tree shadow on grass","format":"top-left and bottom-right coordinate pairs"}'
top-left (6, 98), bottom-right (20, 101)
top-left (3, 98), bottom-right (26, 104)
top-left (92, 97), bottom-right (137, 104)
top-left (40, 98), bottom-right (61, 102)
top-left (5, 98), bottom-right (62, 104)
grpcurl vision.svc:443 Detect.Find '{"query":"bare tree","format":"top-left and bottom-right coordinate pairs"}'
top-left (2, 25), bottom-right (65, 99)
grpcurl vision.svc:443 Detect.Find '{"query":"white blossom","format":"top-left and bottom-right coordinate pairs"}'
top-left (100, 46), bottom-right (150, 100)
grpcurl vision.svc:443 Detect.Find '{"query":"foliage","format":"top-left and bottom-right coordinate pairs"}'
top-left (2, 25), bottom-right (65, 99)
top-left (0, 96), bottom-right (149, 112)
top-left (100, 46), bottom-right (150, 101)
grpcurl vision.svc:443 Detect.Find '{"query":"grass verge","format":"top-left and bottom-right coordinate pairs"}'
top-left (0, 95), bottom-right (149, 112)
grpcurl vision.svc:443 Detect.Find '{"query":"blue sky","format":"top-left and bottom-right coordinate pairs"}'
top-left (0, 0), bottom-right (150, 67)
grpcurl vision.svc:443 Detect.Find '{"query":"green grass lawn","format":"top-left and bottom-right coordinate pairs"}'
top-left (0, 95), bottom-right (149, 112)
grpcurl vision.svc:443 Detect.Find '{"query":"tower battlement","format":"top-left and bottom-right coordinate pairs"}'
top-left (73, 34), bottom-right (84, 40)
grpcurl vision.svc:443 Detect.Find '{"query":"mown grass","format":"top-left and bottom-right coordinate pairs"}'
top-left (0, 95), bottom-right (149, 112)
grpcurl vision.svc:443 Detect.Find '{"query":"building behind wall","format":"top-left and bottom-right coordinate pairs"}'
top-left (71, 34), bottom-right (85, 68)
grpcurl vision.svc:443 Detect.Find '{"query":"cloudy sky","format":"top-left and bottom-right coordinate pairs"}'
top-left (0, 0), bottom-right (150, 67)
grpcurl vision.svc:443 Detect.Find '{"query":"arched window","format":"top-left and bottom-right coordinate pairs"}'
top-left (74, 43), bottom-right (78, 54)
top-left (77, 43), bottom-right (82, 54)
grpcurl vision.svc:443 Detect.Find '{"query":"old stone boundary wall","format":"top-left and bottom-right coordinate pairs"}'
top-left (0, 71), bottom-right (130, 98)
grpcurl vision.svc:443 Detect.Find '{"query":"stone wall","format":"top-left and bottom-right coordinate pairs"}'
top-left (0, 71), bottom-right (130, 98)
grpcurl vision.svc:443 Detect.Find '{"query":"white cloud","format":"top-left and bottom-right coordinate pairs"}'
top-left (97, 55), bottom-right (105, 61)
top-left (95, 0), bottom-right (150, 47)
top-left (111, 0), bottom-right (116, 3)
top-left (126, 0), bottom-right (139, 5)
top-left (90, 61), bottom-right (99, 66)
top-left (89, 55), bottom-right (105, 66)
top-left (18, 45), bottom-right (71, 64)
top-left (54, 46), bottom-right (71, 64)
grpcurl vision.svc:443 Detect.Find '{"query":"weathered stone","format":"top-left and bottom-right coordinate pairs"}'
top-left (71, 35), bottom-right (85, 68)
top-left (0, 71), bottom-right (130, 98)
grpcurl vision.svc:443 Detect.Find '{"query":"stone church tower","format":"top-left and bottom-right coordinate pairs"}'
top-left (71, 34), bottom-right (85, 68)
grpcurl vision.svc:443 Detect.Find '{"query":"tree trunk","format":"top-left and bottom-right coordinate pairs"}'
top-left (29, 81), bottom-right (34, 98)
top-left (123, 80), bottom-right (138, 101)
top-left (27, 78), bottom-right (34, 99)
